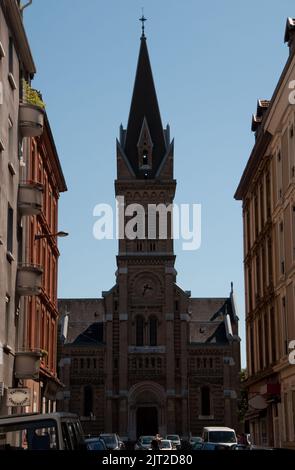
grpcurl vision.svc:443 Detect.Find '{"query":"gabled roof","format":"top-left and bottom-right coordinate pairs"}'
top-left (72, 322), bottom-right (104, 346)
top-left (124, 36), bottom-right (166, 176)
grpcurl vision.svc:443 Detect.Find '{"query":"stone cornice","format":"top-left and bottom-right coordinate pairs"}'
top-left (2, 0), bottom-right (36, 75)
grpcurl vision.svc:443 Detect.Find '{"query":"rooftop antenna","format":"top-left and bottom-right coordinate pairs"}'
top-left (139, 8), bottom-right (147, 38)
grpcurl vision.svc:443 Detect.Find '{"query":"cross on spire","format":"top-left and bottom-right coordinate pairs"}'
top-left (139, 11), bottom-right (147, 38)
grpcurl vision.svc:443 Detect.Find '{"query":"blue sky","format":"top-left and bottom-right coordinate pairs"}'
top-left (24, 0), bottom-right (295, 366)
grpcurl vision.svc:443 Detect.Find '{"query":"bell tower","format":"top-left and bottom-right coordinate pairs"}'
top-left (104, 24), bottom-right (189, 440)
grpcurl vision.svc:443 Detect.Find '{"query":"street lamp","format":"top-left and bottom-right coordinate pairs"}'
top-left (34, 231), bottom-right (69, 241)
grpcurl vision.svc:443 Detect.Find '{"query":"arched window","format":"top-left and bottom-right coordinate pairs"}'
top-left (149, 316), bottom-right (158, 346)
top-left (201, 386), bottom-right (211, 416)
top-left (136, 316), bottom-right (144, 346)
top-left (83, 385), bottom-right (93, 417)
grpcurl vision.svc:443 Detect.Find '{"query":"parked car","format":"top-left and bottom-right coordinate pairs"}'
top-left (201, 426), bottom-right (237, 448)
top-left (165, 434), bottom-right (181, 449)
top-left (190, 436), bottom-right (203, 449)
top-left (99, 433), bottom-right (122, 450)
top-left (85, 437), bottom-right (107, 451)
top-left (0, 412), bottom-right (85, 450)
top-left (159, 439), bottom-right (173, 450)
top-left (201, 442), bottom-right (232, 451)
top-left (134, 436), bottom-right (154, 450)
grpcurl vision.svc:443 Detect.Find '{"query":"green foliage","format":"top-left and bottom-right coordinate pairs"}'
top-left (22, 79), bottom-right (45, 109)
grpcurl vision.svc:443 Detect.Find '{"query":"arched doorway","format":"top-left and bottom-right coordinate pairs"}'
top-left (136, 406), bottom-right (158, 437)
top-left (128, 381), bottom-right (166, 440)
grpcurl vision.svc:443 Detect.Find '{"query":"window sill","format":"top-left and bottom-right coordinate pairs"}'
top-left (8, 161), bottom-right (16, 175)
top-left (3, 344), bottom-right (13, 355)
top-left (0, 41), bottom-right (5, 59)
top-left (6, 251), bottom-right (15, 263)
top-left (8, 72), bottom-right (17, 90)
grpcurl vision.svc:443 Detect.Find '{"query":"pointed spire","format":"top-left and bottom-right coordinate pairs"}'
top-left (124, 34), bottom-right (167, 177)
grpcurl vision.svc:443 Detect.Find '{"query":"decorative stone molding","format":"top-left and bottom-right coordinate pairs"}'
top-left (165, 313), bottom-right (174, 321)
top-left (128, 346), bottom-right (165, 353)
top-left (180, 313), bottom-right (190, 322)
top-left (119, 313), bottom-right (128, 321)
top-left (165, 267), bottom-right (177, 275)
top-left (119, 267), bottom-right (128, 274)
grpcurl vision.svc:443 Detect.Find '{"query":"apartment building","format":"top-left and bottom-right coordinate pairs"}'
top-left (0, 1), bottom-right (66, 415)
top-left (235, 17), bottom-right (295, 449)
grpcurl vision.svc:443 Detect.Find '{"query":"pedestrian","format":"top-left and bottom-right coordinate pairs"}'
top-left (151, 438), bottom-right (160, 451)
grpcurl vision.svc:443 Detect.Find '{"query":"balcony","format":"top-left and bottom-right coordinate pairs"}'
top-left (14, 350), bottom-right (42, 380)
top-left (18, 181), bottom-right (43, 216)
top-left (19, 80), bottom-right (45, 137)
top-left (19, 103), bottom-right (45, 137)
top-left (16, 263), bottom-right (43, 296)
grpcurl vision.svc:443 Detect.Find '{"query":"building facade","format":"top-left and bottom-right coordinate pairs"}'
top-left (0, 1), bottom-right (66, 416)
top-left (58, 32), bottom-right (241, 439)
top-left (235, 17), bottom-right (295, 449)
top-left (22, 115), bottom-right (67, 414)
top-left (0, 0), bottom-right (36, 415)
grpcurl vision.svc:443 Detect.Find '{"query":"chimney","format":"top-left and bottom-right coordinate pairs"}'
top-left (284, 18), bottom-right (295, 55)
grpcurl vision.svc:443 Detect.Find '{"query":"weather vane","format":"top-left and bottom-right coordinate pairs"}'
top-left (139, 8), bottom-right (147, 38)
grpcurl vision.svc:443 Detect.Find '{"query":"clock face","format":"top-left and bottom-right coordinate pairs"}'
top-left (134, 275), bottom-right (157, 299)
top-left (141, 282), bottom-right (154, 297)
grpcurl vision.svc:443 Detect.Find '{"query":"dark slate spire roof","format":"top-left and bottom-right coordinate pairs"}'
top-left (124, 36), bottom-right (167, 176)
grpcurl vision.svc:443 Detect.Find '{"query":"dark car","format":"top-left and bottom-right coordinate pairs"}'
top-left (85, 437), bottom-right (107, 451)
top-left (201, 442), bottom-right (232, 450)
top-left (100, 433), bottom-right (123, 450)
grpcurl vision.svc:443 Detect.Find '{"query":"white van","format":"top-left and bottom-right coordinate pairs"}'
top-left (0, 412), bottom-right (85, 450)
top-left (201, 426), bottom-right (237, 447)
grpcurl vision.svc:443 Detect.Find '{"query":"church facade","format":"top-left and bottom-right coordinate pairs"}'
top-left (57, 32), bottom-right (241, 439)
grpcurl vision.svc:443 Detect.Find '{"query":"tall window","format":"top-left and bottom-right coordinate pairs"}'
top-left (83, 385), bottom-right (93, 417)
top-left (258, 317), bottom-right (263, 370)
top-left (264, 313), bottom-right (269, 367)
top-left (136, 316), bottom-right (144, 346)
top-left (270, 307), bottom-right (276, 363)
top-left (201, 386), bottom-right (211, 416)
top-left (256, 254), bottom-right (261, 298)
top-left (277, 151), bottom-right (283, 200)
top-left (268, 237), bottom-right (273, 284)
top-left (5, 295), bottom-right (10, 345)
top-left (7, 205), bottom-right (13, 254)
top-left (266, 172), bottom-right (271, 218)
top-left (9, 37), bottom-right (13, 74)
top-left (260, 183), bottom-right (264, 229)
top-left (254, 194), bottom-right (259, 237)
top-left (250, 324), bottom-right (255, 375)
top-left (149, 316), bottom-right (158, 346)
top-left (248, 265), bottom-right (253, 312)
top-left (246, 209), bottom-right (251, 252)
top-left (8, 118), bottom-right (13, 160)
top-left (279, 222), bottom-right (285, 275)
top-left (282, 297), bottom-right (288, 355)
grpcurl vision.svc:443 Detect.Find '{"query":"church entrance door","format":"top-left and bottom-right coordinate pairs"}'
top-left (136, 406), bottom-right (158, 437)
